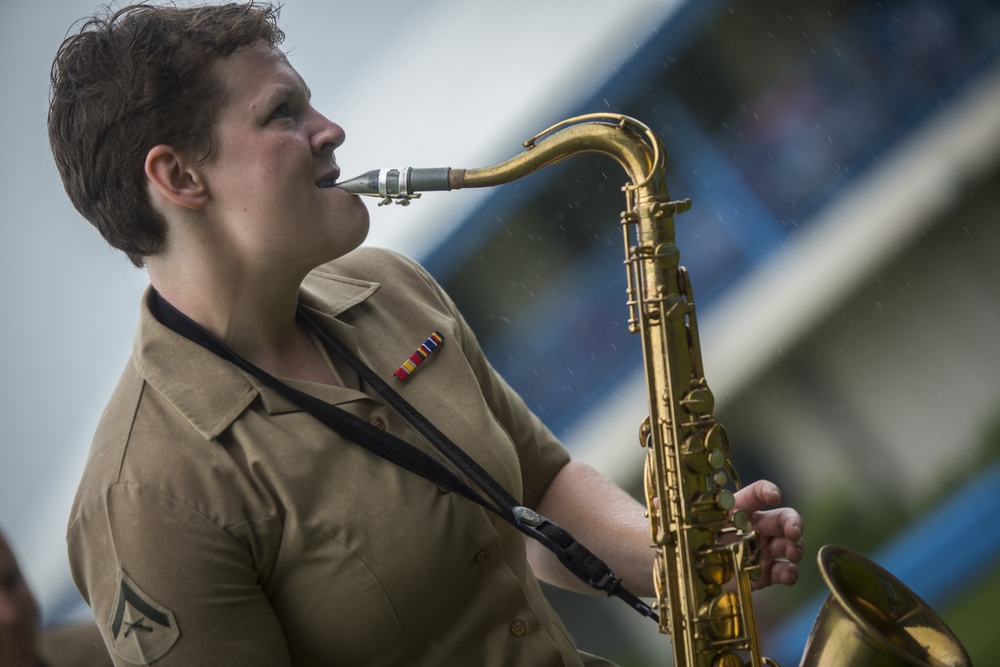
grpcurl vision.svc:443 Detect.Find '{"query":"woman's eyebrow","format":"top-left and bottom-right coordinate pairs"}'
top-left (262, 79), bottom-right (311, 108)
top-left (291, 69), bottom-right (313, 101)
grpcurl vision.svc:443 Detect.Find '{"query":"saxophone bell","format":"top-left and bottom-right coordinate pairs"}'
top-left (801, 545), bottom-right (972, 667)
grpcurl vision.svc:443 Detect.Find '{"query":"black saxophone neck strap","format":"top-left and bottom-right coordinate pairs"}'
top-left (148, 289), bottom-right (656, 622)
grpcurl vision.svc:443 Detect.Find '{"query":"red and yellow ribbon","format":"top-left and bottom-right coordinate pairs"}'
top-left (393, 331), bottom-right (444, 382)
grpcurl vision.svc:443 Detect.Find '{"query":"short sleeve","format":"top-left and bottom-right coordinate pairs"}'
top-left (68, 483), bottom-right (291, 666)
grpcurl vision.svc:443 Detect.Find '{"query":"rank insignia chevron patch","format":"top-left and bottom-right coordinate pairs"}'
top-left (108, 568), bottom-right (180, 664)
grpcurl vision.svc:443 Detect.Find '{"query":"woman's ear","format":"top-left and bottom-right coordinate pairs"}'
top-left (144, 145), bottom-right (209, 210)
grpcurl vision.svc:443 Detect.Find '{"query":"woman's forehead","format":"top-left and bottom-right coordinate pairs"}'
top-left (213, 42), bottom-right (308, 105)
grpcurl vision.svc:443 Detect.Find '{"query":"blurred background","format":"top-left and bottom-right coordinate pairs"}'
top-left (2, 0), bottom-right (998, 664)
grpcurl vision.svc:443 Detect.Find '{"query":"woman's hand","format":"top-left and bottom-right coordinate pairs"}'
top-left (733, 480), bottom-right (805, 588)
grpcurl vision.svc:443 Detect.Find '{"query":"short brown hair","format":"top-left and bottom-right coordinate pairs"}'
top-left (48, 2), bottom-right (285, 267)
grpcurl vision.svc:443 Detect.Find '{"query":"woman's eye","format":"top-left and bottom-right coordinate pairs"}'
top-left (270, 103), bottom-right (291, 120)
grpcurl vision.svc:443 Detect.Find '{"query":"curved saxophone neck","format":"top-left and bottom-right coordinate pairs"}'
top-left (336, 114), bottom-right (668, 205)
top-left (463, 113), bottom-right (666, 191)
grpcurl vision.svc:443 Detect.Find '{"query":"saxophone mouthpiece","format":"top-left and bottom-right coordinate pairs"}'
top-left (337, 167), bottom-right (457, 206)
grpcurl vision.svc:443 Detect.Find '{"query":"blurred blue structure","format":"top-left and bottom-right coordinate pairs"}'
top-left (425, 0), bottom-right (1000, 438)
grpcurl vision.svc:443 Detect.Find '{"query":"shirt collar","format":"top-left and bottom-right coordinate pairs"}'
top-left (132, 265), bottom-right (380, 440)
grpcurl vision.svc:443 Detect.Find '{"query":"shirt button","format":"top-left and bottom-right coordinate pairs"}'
top-left (370, 416), bottom-right (386, 429)
top-left (475, 549), bottom-right (491, 564)
top-left (510, 620), bottom-right (527, 637)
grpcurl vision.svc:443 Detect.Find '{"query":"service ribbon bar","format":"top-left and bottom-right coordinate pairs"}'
top-left (393, 331), bottom-right (445, 382)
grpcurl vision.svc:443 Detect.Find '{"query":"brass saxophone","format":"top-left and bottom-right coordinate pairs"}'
top-left (338, 113), bottom-right (972, 667)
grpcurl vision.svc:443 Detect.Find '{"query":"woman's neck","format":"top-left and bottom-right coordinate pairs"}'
top-left (146, 257), bottom-right (339, 385)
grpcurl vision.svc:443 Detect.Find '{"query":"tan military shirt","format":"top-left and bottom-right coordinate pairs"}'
top-left (39, 622), bottom-right (114, 667)
top-left (68, 248), bottom-right (615, 666)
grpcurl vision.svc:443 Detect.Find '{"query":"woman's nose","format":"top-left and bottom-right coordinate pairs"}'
top-left (312, 111), bottom-right (346, 154)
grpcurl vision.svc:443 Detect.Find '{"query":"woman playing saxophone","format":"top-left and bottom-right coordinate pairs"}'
top-left (49, 4), bottom-right (804, 665)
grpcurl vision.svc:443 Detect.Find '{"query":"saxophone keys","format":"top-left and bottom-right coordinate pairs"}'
top-left (693, 488), bottom-right (735, 514)
top-left (716, 489), bottom-right (736, 512)
top-left (698, 590), bottom-right (742, 641)
top-left (683, 426), bottom-right (728, 474)
top-left (731, 509), bottom-right (750, 532)
top-left (696, 548), bottom-right (736, 586)
top-left (652, 242), bottom-right (680, 269)
top-left (710, 652), bottom-right (745, 667)
top-left (681, 386), bottom-right (715, 414)
top-left (638, 415), bottom-right (652, 448)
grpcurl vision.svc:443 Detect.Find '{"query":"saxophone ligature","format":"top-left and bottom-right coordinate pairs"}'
top-left (338, 113), bottom-right (972, 667)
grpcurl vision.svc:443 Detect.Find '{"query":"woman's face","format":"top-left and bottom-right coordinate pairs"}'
top-left (198, 42), bottom-right (370, 274)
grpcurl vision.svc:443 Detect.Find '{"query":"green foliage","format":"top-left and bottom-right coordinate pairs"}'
top-left (939, 563), bottom-right (1000, 664)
